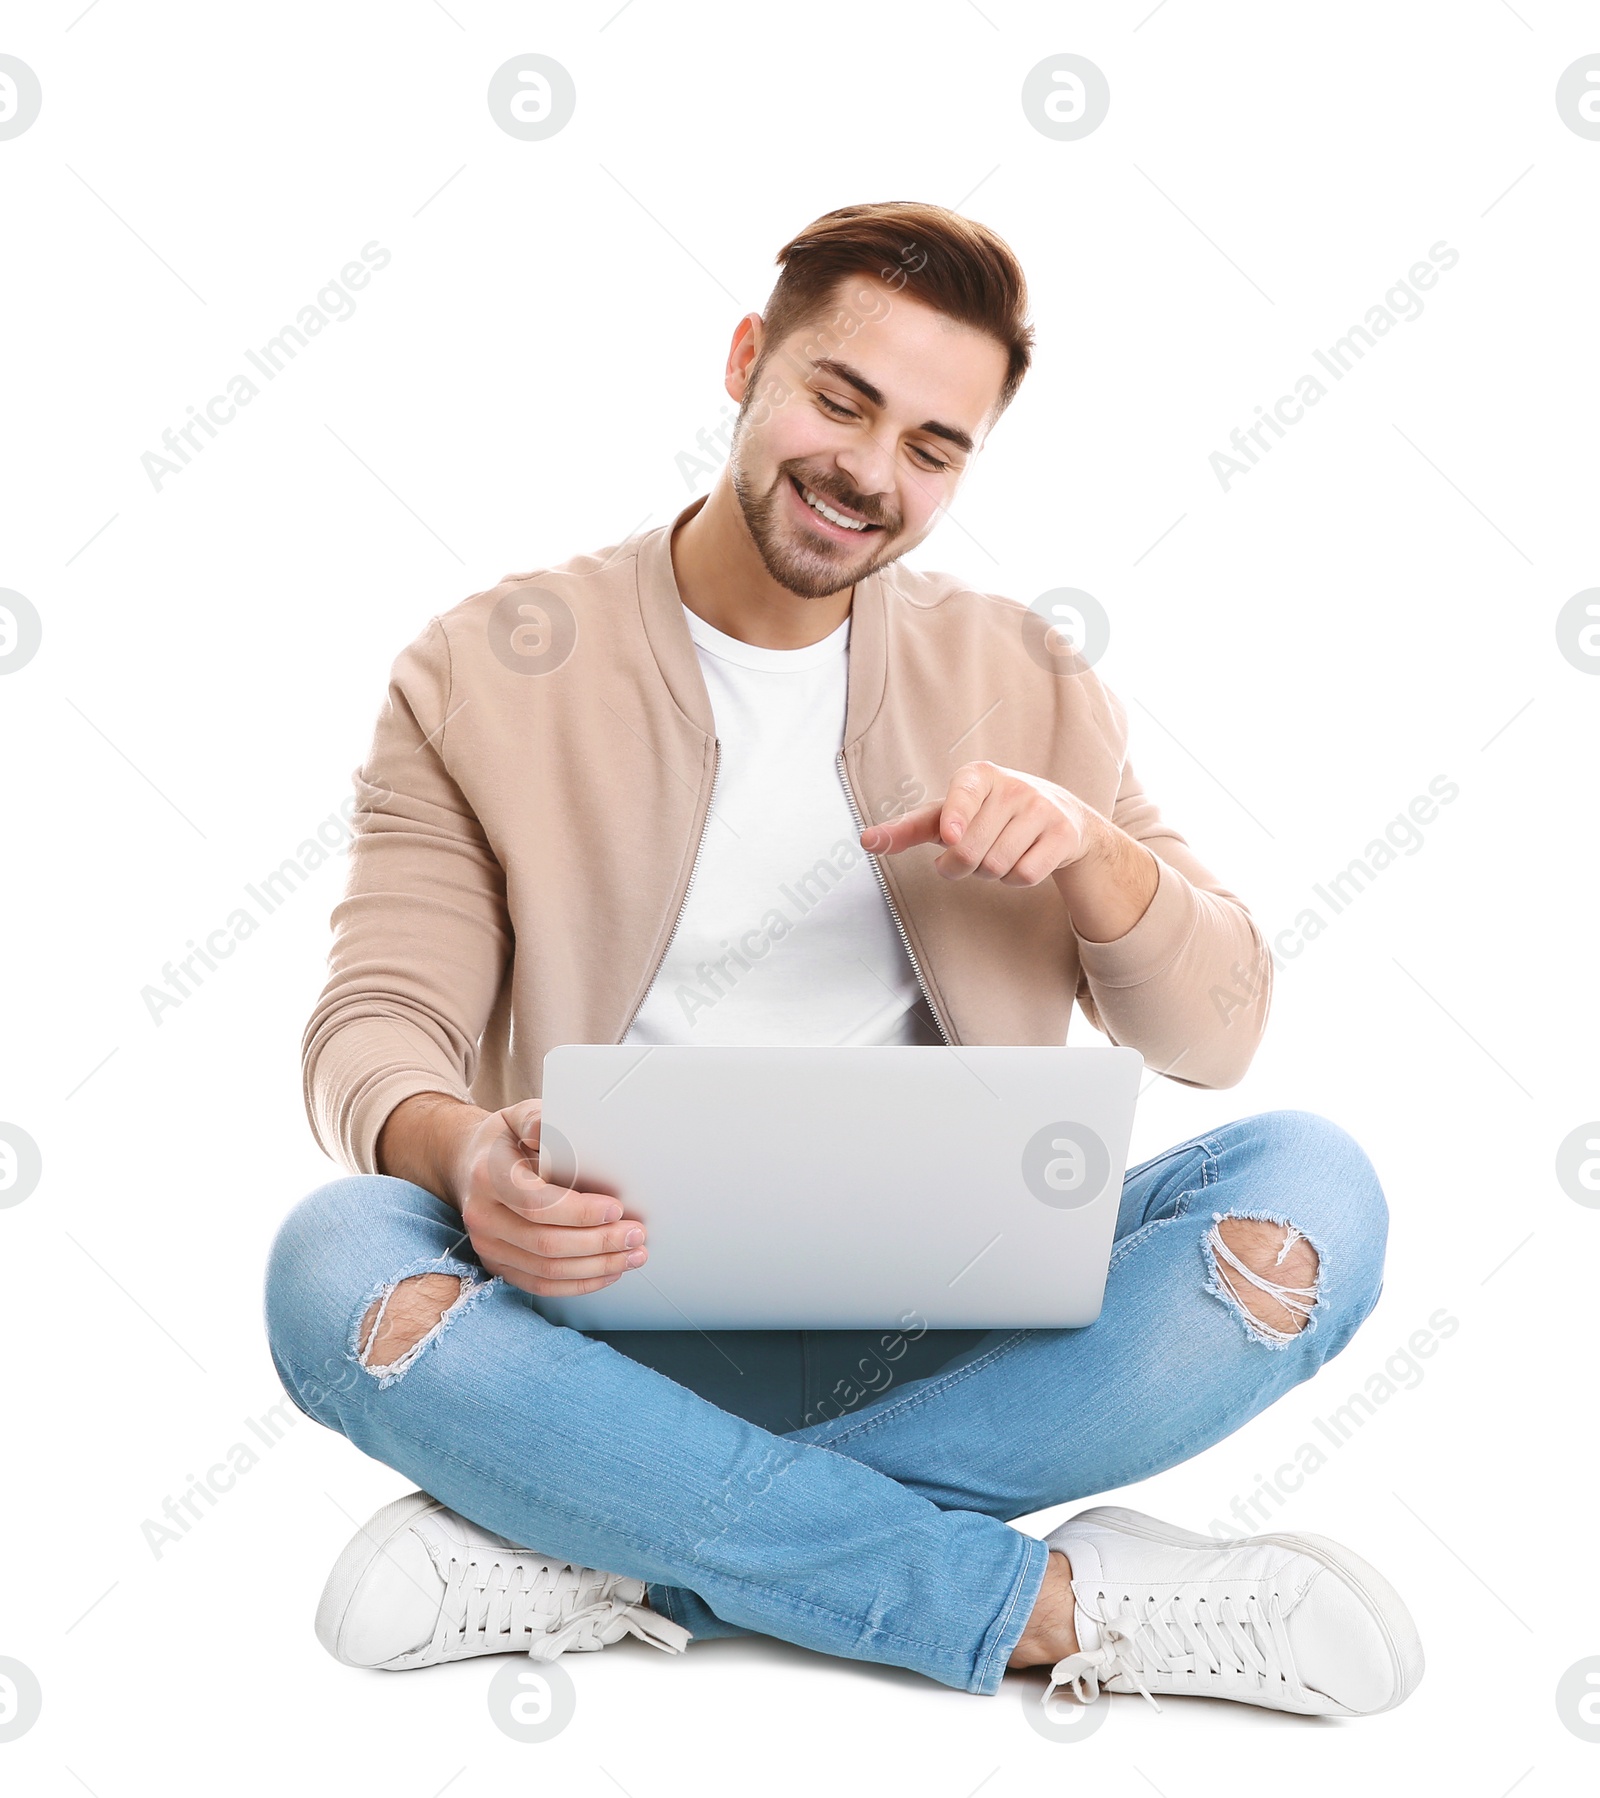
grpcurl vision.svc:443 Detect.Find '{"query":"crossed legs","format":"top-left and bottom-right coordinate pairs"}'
top-left (265, 1109), bottom-right (1386, 1694)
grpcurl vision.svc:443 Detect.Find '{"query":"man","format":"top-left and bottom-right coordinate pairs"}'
top-left (265, 201), bottom-right (1421, 1716)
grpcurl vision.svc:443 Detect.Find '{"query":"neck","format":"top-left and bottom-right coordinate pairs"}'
top-left (670, 472), bottom-right (854, 650)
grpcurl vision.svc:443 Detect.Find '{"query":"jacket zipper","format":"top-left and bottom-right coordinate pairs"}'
top-left (617, 737), bottom-right (721, 1042)
top-left (836, 749), bottom-right (953, 1046)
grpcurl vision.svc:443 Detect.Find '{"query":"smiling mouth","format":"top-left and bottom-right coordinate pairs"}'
top-left (789, 473), bottom-right (884, 536)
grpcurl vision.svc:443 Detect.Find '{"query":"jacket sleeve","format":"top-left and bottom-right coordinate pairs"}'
top-left (301, 616), bottom-right (512, 1174)
top-left (1073, 749), bottom-right (1272, 1090)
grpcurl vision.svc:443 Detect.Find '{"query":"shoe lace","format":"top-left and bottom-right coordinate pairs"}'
top-left (1044, 1586), bottom-right (1308, 1715)
top-left (433, 1550), bottom-right (688, 1662)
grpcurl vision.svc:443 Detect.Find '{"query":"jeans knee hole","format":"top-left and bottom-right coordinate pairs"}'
top-left (1203, 1213), bottom-right (1322, 1351)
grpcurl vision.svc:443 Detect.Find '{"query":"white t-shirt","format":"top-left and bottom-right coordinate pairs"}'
top-left (623, 604), bottom-right (935, 1047)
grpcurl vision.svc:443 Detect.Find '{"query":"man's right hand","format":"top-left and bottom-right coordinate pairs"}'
top-left (377, 1092), bottom-right (649, 1298)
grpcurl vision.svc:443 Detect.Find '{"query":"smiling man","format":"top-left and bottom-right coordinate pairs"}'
top-left (265, 201), bottom-right (1421, 1718)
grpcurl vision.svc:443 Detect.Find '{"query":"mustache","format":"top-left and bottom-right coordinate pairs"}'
top-left (786, 469), bottom-right (894, 530)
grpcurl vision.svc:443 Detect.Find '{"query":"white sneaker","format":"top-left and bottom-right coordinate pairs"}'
top-left (1041, 1506), bottom-right (1424, 1717)
top-left (315, 1490), bottom-right (692, 1671)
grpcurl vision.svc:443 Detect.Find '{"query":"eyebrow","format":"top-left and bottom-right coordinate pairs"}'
top-left (808, 357), bottom-right (976, 455)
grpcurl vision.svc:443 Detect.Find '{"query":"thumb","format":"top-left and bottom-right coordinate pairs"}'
top-left (501, 1100), bottom-right (544, 1190)
top-left (507, 1098), bottom-right (543, 1149)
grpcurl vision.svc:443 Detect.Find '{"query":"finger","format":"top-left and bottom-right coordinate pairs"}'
top-left (932, 786), bottom-right (1026, 878)
top-left (933, 764), bottom-right (997, 847)
top-left (484, 1106), bottom-right (545, 1201)
top-left (959, 810), bottom-right (1052, 882)
top-left (493, 1264), bottom-right (630, 1300)
top-left (481, 1238), bottom-right (648, 1285)
top-left (487, 1211), bottom-right (648, 1262)
top-left (508, 1098), bottom-right (543, 1149)
top-left (496, 1165), bottom-right (625, 1237)
top-left (859, 799), bottom-right (944, 855)
top-left (504, 1175), bottom-right (631, 1230)
top-left (1004, 810), bottom-right (1084, 886)
top-left (477, 1121), bottom-right (603, 1218)
top-left (1002, 838), bottom-right (1070, 886)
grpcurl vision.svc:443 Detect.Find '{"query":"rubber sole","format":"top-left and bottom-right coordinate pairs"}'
top-left (1061, 1504), bottom-right (1425, 1714)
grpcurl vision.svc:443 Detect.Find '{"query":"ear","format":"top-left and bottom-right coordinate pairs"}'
top-left (726, 312), bottom-right (766, 404)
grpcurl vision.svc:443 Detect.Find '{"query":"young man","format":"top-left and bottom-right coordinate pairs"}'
top-left (265, 201), bottom-right (1422, 1716)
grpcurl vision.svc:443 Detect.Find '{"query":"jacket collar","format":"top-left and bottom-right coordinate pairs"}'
top-left (635, 492), bottom-right (889, 751)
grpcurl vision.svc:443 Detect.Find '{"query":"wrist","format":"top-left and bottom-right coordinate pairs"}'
top-left (1050, 808), bottom-right (1115, 898)
top-left (1072, 808), bottom-right (1116, 872)
top-left (1052, 815), bottom-right (1159, 944)
top-left (377, 1092), bottom-right (488, 1209)
top-left (432, 1100), bottom-right (489, 1211)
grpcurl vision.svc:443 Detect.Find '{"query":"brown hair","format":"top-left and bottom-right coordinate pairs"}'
top-left (755, 200), bottom-right (1035, 427)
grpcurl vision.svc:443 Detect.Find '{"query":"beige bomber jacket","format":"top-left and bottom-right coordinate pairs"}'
top-left (303, 495), bottom-right (1272, 1176)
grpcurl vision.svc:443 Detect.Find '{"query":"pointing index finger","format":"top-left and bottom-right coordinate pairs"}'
top-left (861, 767), bottom-right (994, 854)
top-left (859, 799), bottom-right (944, 855)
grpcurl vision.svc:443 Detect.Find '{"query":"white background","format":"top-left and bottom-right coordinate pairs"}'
top-left (2, 1), bottom-right (1595, 1791)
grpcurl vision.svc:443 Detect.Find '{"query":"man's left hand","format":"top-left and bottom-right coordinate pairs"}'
top-left (858, 761), bottom-right (1098, 887)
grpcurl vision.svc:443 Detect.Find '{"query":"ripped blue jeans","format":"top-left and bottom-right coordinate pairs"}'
top-left (263, 1109), bottom-right (1387, 1696)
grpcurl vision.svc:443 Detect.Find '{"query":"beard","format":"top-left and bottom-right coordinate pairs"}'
top-left (727, 391), bottom-right (906, 600)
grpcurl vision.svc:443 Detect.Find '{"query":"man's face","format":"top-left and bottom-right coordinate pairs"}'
top-left (726, 276), bottom-right (1009, 599)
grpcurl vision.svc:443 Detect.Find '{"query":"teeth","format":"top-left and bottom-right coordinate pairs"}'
top-left (801, 483), bottom-right (871, 531)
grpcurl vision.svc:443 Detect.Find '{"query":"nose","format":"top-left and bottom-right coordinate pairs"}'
top-left (829, 439), bottom-right (898, 513)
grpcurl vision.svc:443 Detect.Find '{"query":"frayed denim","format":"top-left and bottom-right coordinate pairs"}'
top-left (264, 1109), bottom-right (1387, 1695)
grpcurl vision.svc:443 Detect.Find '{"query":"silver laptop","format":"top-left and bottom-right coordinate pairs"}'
top-left (531, 1044), bottom-right (1143, 1331)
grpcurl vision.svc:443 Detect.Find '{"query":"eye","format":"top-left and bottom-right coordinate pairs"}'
top-left (814, 394), bottom-right (953, 474)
